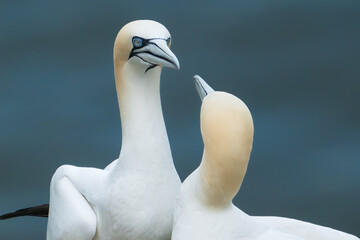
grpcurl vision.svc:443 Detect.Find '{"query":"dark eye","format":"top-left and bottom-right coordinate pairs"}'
top-left (132, 37), bottom-right (143, 48)
top-left (166, 37), bottom-right (171, 47)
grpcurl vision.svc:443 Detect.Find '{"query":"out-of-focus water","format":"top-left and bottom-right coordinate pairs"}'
top-left (0, 0), bottom-right (359, 238)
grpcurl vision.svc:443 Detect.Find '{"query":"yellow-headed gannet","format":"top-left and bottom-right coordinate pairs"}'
top-left (171, 75), bottom-right (358, 240)
top-left (1, 20), bottom-right (181, 240)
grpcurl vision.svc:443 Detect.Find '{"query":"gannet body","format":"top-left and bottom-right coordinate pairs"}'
top-left (45, 20), bottom-right (181, 240)
top-left (171, 75), bottom-right (358, 240)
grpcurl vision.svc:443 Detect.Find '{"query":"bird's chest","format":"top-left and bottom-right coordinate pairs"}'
top-left (93, 173), bottom-right (178, 240)
top-left (173, 198), bottom-right (254, 240)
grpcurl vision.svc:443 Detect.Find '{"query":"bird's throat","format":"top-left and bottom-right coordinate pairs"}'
top-left (114, 63), bottom-right (172, 170)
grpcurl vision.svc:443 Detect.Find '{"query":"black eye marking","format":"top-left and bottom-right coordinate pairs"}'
top-left (128, 36), bottom-right (171, 73)
top-left (129, 37), bottom-right (147, 59)
top-left (132, 37), bottom-right (143, 48)
top-left (132, 36), bottom-right (149, 49)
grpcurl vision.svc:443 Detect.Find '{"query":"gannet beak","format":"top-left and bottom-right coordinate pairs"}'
top-left (132, 39), bottom-right (180, 70)
top-left (193, 75), bottom-right (215, 101)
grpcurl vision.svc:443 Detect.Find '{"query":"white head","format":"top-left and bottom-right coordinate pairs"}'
top-left (113, 20), bottom-right (180, 110)
top-left (112, 20), bottom-right (179, 163)
top-left (114, 20), bottom-right (179, 76)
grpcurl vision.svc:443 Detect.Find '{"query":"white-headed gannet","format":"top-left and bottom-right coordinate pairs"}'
top-left (1, 20), bottom-right (181, 240)
top-left (171, 75), bottom-right (358, 240)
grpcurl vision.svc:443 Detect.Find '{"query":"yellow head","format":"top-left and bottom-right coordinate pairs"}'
top-left (194, 76), bottom-right (254, 206)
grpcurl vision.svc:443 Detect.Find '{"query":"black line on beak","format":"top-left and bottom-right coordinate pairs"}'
top-left (128, 37), bottom-right (174, 73)
top-left (145, 64), bottom-right (158, 73)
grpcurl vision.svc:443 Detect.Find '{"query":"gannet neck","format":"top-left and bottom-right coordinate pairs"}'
top-left (108, 20), bottom-right (179, 173)
top-left (113, 63), bottom-right (172, 170)
top-left (198, 92), bottom-right (254, 207)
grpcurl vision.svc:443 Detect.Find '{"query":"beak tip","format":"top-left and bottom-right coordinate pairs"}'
top-left (170, 62), bottom-right (180, 70)
top-left (173, 58), bottom-right (180, 70)
top-left (193, 75), bottom-right (215, 101)
top-left (174, 63), bottom-right (180, 70)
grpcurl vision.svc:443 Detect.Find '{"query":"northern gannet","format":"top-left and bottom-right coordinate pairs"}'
top-left (1, 20), bottom-right (181, 240)
top-left (171, 75), bottom-right (359, 240)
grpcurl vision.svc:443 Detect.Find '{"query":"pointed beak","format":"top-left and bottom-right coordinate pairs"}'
top-left (193, 75), bottom-right (215, 101)
top-left (133, 39), bottom-right (180, 70)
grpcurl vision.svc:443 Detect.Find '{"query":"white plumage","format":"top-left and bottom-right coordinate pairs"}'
top-left (47, 20), bottom-right (181, 240)
top-left (171, 75), bottom-right (358, 240)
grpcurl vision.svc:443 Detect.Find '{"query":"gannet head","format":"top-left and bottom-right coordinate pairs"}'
top-left (114, 20), bottom-right (180, 75)
top-left (194, 75), bottom-right (254, 206)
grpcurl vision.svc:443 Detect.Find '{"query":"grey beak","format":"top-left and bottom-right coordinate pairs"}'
top-left (193, 75), bottom-right (215, 101)
top-left (133, 39), bottom-right (180, 70)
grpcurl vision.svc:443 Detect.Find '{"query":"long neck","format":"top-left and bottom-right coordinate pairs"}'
top-left (195, 94), bottom-right (254, 207)
top-left (198, 147), bottom-right (250, 207)
top-left (197, 116), bottom-right (253, 207)
top-left (113, 62), bottom-right (172, 171)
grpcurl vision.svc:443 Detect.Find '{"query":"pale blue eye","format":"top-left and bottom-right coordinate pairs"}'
top-left (132, 37), bottom-right (143, 48)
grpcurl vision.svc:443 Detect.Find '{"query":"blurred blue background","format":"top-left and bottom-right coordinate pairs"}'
top-left (1, 0), bottom-right (359, 238)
